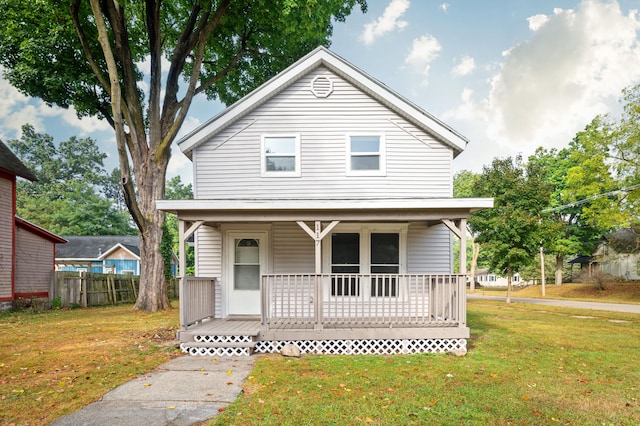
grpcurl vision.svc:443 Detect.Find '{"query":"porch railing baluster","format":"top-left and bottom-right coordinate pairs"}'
top-left (260, 274), bottom-right (466, 331)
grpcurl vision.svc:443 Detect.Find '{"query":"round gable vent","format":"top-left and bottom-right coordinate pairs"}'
top-left (310, 75), bottom-right (333, 98)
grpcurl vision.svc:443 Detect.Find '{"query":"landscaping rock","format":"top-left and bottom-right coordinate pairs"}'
top-left (281, 344), bottom-right (301, 358)
top-left (446, 349), bottom-right (467, 357)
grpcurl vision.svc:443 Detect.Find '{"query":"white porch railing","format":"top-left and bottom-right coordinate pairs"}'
top-left (180, 277), bottom-right (217, 328)
top-left (261, 274), bottom-right (466, 330)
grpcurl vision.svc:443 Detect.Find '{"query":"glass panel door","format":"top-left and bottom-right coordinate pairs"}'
top-left (370, 233), bottom-right (399, 297)
top-left (228, 232), bottom-right (266, 315)
top-left (331, 233), bottom-right (360, 296)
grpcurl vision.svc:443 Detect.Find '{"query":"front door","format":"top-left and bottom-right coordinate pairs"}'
top-left (227, 232), bottom-right (267, 315)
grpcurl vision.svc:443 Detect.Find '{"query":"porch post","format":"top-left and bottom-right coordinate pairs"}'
top-left (459, 218), bottom-right (467, 275)
top-left (178, 220), bottom-right (186, 278)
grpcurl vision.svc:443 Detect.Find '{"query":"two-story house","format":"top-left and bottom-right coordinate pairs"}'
top-left (158, 47), bottom-right (492, 356)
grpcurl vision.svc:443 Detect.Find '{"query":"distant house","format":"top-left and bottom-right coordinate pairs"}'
top-left (475, 269), bottom-right (526, 287)
top-left (591, 228), bottom-right (639, 280)
top-left (56, 235), bottom-right (177, 276)
top-left (0, 140), bottom-right (65, 310)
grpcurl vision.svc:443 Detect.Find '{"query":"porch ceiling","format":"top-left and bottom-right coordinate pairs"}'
top-left (157, 198), bottom-right (493, 223)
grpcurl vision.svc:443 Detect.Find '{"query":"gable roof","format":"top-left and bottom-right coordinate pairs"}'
top-left (56, 236), bottom-right (141, 260)
top-left (603, 228), bottom-right (638, 254)
top-left (0, 140), bottom-right (37, 181)
top-left (15, 217), bottom-right (66, 243)
top-left (178, 46), bottom-right (469, 158)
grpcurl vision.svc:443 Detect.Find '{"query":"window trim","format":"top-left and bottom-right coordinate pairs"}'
top-left (261, 134), bottom-right (301, 177)
top-left (345, 133), bottom-right (386, 176)
top-left (323, 224), bottom-right (407, 299)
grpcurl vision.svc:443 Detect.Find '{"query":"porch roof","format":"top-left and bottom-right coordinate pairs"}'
top-left (156, 197), bottom-right (493, 222)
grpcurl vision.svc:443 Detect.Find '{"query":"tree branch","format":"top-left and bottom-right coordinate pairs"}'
top-left (88, 0), bottom-right (145, 229)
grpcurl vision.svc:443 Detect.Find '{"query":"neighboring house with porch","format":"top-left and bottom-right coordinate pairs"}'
top-left (0, 140), bottom-right (66, 310)
top-left (158, 47), bottom-right (493, 356)
top-left (591, 228), bottom-right (639, 280)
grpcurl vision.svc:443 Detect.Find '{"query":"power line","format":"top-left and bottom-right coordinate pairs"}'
top-left (542, 183), bottom-right (640, 213)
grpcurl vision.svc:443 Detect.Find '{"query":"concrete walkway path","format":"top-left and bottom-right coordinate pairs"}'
top-left (467, 294), bottom-right (640, 314)
top-left (49, 355), bottom-right (256, 426)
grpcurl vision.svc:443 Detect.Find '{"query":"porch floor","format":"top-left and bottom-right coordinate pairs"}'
top-left (178, 317), bottom-right (468, 344)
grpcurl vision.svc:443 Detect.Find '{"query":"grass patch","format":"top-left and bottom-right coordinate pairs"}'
top-left (0, 304), bottom-right (180, 425)
top-left (471, 281), bottom-right (640, 304)
top-left (213, 301), bottom-right (640, 425)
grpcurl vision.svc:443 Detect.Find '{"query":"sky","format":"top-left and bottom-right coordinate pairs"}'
top-left (1, 0), bottom-right (640, 183)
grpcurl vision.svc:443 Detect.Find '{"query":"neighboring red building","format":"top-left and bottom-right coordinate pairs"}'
top-left (0, 140), bottom-right (65, 310)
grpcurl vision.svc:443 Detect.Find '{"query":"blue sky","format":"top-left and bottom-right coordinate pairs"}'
top-left (1, 0), bottom-right (640, 183)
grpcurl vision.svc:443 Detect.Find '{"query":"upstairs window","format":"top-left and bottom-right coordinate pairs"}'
top-left (347, 134), bottom-right (385, 176)
top-left (261, 135), bottom-right (300, 177)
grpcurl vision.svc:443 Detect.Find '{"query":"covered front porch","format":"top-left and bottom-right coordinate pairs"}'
top-left (157, 198), bottom-right (492, 355)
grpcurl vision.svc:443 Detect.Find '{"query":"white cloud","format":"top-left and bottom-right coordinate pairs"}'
top-left (404, 35), bottom-right (442, 84)
top-left (446, 0), bottom-right (640, 170)
top-left (527, 14), bottom-right (550, 31)
top-left (452, 55), bottom-right (476, 76)
top-left (361, 0), bottom-right (410, 45)
top-left (440, 3), bottom-right (449, 13)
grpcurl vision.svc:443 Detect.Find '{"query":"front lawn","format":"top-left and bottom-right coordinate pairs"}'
top-left (213, 300), bottom-right (640, 425)
top-left (0, 304), bottom-right (180, 425)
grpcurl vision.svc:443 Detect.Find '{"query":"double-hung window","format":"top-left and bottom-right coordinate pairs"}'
top-left (346, 134), bottom-right (385, 176)
top-left (261, 135), bottom-right (300, 177)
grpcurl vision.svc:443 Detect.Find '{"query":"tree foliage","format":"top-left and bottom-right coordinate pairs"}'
top-left (9, 125), bottom-right (135, 236)
top-left (469, 156), bottom-right (553, 301)
top-left (0, 0), bottom-right (367, 311)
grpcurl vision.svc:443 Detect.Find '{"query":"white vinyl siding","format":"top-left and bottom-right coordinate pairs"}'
top-left (407, 223), bottom-right (453, 274)
top-left (193, 66), bottom-right (453, 199)
top-left (272, 223), bottom-right (315, 273)
top-left (195, 225), bottom-right (222, 316)
top-left (15, 227), bottom-right (53, 295)
top-left (0, 178), bottom-right (14, 299)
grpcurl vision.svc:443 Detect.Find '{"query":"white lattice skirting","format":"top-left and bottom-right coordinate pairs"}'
top-left (181, 338), bottom-right (466, 357)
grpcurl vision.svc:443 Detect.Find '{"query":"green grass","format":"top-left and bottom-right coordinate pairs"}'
top-left (213, 301), bottom-right (640, 425)
top-left (0, 304), bottom-right (180, 425)
top-left (2, 291), bottom-right (639, 425)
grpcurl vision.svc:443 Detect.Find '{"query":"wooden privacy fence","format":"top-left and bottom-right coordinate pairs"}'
top-left (50, 271), bottom-right (178, 308)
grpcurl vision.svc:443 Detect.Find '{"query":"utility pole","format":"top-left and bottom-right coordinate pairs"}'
top-left (540, 244), bottom-right (546, 297)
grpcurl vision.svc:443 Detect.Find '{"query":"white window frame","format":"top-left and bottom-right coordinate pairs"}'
top-left (346, 133), bottom-right (386, 176)
top-left (322, 224), bottom-right (408, 299)
top-left (261, 134), bottom-right (301, 177)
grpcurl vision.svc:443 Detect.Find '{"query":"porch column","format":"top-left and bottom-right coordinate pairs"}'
top-left (442, 219), bottom-right (466, 274)
top-left (177, 220), bottom-right (204, 277)
top-left (459, 218), bottom-right (467, 275)
top-left (296, 220), bottom-right (340, 331)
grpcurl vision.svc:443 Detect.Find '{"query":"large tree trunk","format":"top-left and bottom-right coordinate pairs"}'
top-left (555, 253), bottom-right (563, 285)
top-left (132, 147), bottom-right (170, 312)
top-left (135, 218), bottom-right (170, 311)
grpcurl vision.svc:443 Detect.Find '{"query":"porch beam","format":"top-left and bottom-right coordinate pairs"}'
top-left (176, 210), bottom-right (474, 222)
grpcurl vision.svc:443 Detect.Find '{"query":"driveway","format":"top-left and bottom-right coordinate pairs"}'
top-left (467, 294), bottom-right (640, 314)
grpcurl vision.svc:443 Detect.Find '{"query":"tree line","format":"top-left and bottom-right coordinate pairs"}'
top-left (456, 84), bottom-right (640, 301)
